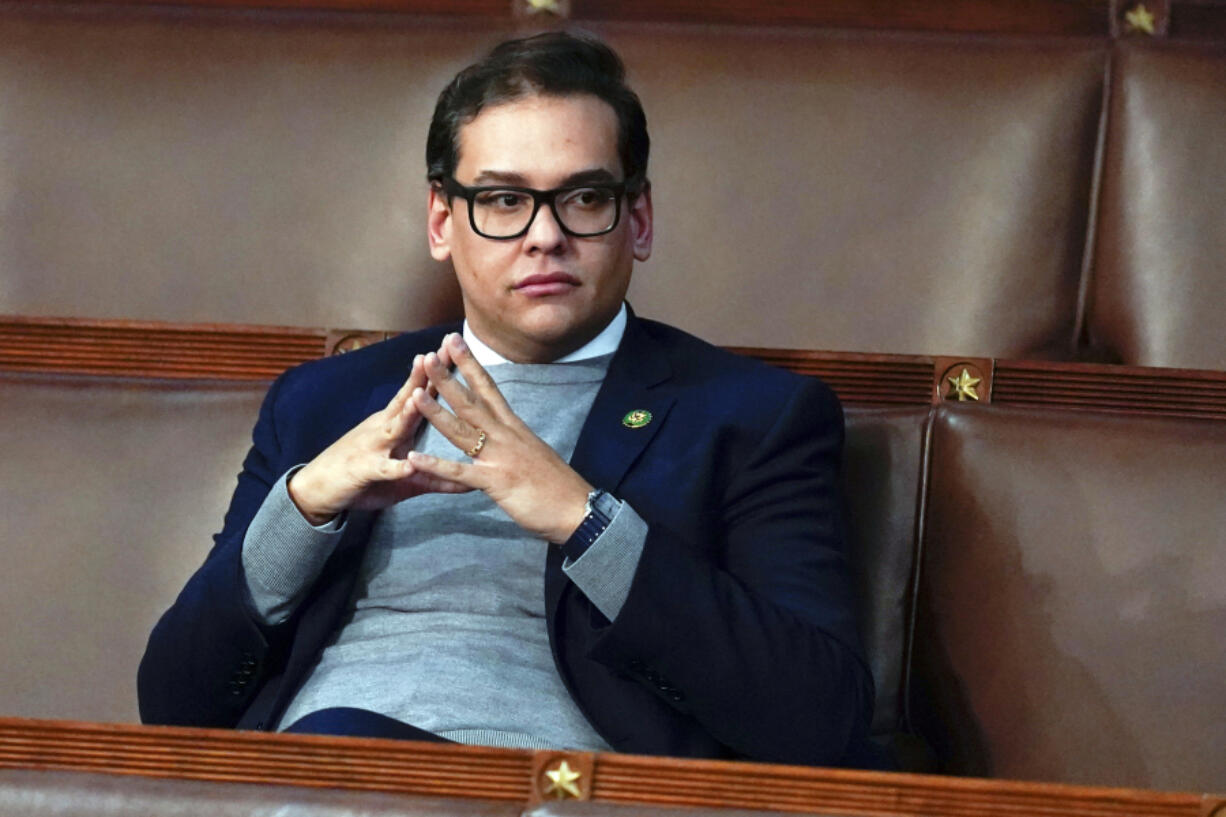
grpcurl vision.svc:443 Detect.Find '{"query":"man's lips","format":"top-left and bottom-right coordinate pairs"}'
top-left (513, 272), bottom-right (581, 297)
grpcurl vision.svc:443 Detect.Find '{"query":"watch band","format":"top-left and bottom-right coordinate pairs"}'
top-left (562, 489), bottom-right (620, 561)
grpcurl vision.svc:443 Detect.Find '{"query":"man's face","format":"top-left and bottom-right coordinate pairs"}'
top-left (428, 93), bottom-right (653, 363)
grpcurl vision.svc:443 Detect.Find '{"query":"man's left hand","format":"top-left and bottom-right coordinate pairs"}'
top-left (407, 332), bottom-right (594, 544)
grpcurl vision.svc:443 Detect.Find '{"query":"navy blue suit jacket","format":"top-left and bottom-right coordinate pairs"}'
top-left (138, 313), bottom-right (874, 766)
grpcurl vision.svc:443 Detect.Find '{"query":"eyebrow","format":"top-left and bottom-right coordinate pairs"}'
top-left (470, 168), bottom-right (621, 187)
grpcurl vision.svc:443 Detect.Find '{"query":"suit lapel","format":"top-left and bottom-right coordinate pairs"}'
top-left (569, 315), bottom-right (675, 491)
top-left (547, 314), bottom-right (676, 620)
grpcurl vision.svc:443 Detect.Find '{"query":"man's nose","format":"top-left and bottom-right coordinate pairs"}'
top-left (524, 202), bottom-right (568, 253)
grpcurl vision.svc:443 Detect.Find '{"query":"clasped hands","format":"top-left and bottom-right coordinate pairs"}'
top-left (287, 333), bottom-right (593, 544)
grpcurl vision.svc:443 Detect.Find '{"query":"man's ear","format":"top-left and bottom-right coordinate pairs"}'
top-left (427, 183), bottom-right (453, 262)
top-left (629, 183), bottom-right (653, 262)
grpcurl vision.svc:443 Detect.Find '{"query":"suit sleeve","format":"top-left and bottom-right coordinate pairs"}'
top-left (585, 377), bottom-right (874, 766)
top-left (137, 372), bottom-right (298, 727)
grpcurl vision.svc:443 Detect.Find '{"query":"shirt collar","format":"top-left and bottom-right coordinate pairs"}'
top-left (462, 302), bottom-right (627, 366)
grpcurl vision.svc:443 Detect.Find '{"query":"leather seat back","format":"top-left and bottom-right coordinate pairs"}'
top-left (1088, 41), bottom-right (1226, 369)
top-left (911, 404), bottom-right (1226, 791)
top-left (0, 5), bottom-right (1103, 358)
top-left (0, 374), bottom-right (266, 722)
top-left (841, 407), bottom-right (929, 749)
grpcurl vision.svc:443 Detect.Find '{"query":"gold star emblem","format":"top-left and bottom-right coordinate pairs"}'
top-left (334, 336), bottom-right (367, 355)
top-left (1124, 3), bottom-right (1156, 34)
top-left (947, 368), bottom-right (982, 402)
top-left (543, 760), bottom-right (583, 799)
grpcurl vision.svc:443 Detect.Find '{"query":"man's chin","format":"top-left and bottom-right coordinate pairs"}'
top-left (511, 314), bottom-right (608, 361)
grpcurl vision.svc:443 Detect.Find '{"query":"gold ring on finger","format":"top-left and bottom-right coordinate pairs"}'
top-left (466, 429), bottom-right (487, 458)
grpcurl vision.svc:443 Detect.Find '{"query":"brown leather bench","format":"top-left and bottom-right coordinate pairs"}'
top-left (0, 374), bottom-right (266, 723)
top-left (841, 407), bottom-right (930, 763)
top-left (0, 371), bottom-right (929, 758)
top-left (910, 404), bottom-right (1226, 792)
top-left (0, 3), bottom-right (1103, 360)
top-left (3, 361), bottom-right (1225, 792)
top-left (10, 6), bottom-right (1226, 369)
top-left (1087, 40), bottom-right (1226, 370)
top-left (3, 0), bottom-right (1226, 796)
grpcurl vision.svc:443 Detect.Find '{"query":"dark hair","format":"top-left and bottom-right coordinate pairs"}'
top-left (426, 31), bottom-right (649, 192)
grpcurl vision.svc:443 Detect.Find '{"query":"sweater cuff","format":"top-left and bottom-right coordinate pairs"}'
top-left (561, 500), bottom-right (647, 622)
top-left (241, 466), bottom-right (347, 625)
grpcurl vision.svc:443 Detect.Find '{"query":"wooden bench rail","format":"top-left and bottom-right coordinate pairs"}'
top-left (0, 718), bottom-right (1218, 817)
top-left (35, 0), bottom-right (1226, 41)
top-left (4, 315), bottom-right (1226, 419)
top-left (39, 0), bottom-right (1111, 36)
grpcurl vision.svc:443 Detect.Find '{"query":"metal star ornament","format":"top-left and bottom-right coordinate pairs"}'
top-left (543, 760), bottom-right (583, 799)
top-left (947, 368), bottom-right (982, 402)
top-left (1124, 3), bottom-right (1157, 34)
top-left (523, 0), bottom-right (565, 14)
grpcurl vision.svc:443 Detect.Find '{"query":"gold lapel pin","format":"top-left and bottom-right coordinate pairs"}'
top-left (622, 409), bottom-right (652, 429)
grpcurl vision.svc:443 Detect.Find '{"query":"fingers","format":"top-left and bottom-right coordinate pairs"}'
top-left (408, 450), bottom-right (483, 491)
top-left (410, 468), bottom-right (473, 494)
top-left (383, 352), bottom-right (446, 443)
top-left (412, 385), bottom-right (485, 457)
top-left (385, 354), bottom-right (426, 416)
top-left (422, 334), bottom-right (514, 425)
top-left (379, 356), bottom-right (426, 445)
top-left (410, 472), bottom-right (472, 494)
top-left (422, 349), bottom-right (477, 416)
top-left (383, 467), bottom-right (473, 502)
top-left (443, 334), bottom-right (513, 419)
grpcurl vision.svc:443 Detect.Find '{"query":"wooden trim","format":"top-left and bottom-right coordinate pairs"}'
top-left (725, 347), bottom-right (935, 407)
top-left (0, 316), bottom-right (325, 382)
top-left (0, 718), bottom-right (530, 801)
top-left (39, 0), bottom-right (1114, 36)
top-left (993, 358), bottom-right (1226, 420)
top-left (572, 0), bottom-right (1111, 36)
top-left (105, 0), bottom-right (509, 15)
top-left (592, 753), bottom-right (1203, 816)
top-left (0, 718), bottom-right (1208, 816)
top-left (6, 316), bottom-right (1226, 420)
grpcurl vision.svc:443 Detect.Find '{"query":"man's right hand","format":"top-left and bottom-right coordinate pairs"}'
top-left (287, 349), bottom-right (471, 525)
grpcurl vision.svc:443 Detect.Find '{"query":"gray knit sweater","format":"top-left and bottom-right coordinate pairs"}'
top-left (241, 354), bottom-right (648, 750)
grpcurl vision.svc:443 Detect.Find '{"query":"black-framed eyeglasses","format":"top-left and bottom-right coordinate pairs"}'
top-left (439, 176), bottom-right (639, 240)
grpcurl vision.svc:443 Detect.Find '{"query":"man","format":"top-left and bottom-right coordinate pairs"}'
top-left (139, 31), bottom-right (875, 767)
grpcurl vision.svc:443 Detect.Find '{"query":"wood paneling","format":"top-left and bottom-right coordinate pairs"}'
top-left (41, 0), bottom-right (1115, 36)
top-left (0, 718), bottom-right (530, 801)
top-left (993, 359), bottom-right (1226, 420)
top-left (0, 718), bottom-right (1211, 817)
top-left (0, 316), bottom-right (324, 382)
top-left (52, 0), bottom-right (1226, 40)
top-left (725, 347), bottom-right (935, 407)
top-left (114, 0), bottom-right (508, 15)
top-left (7, 316), bottom-right (1226, 419)
top-left (573, 0), bottom-right (1111, 35)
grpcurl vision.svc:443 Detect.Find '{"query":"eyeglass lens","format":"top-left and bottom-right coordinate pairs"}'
top-left (471, 187), bottom-right (618, 238)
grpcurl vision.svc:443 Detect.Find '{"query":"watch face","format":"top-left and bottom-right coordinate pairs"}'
top-left (589, 490), bottom-right (620, 522)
